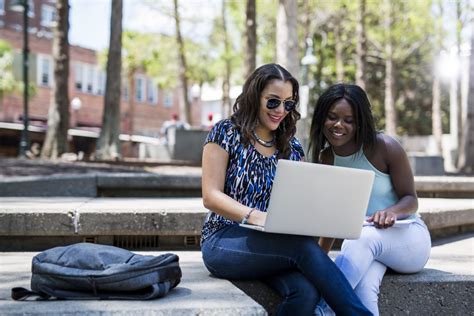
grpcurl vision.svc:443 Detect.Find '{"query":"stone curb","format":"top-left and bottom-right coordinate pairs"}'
top-left (1, 174), bottom-right (472, 198)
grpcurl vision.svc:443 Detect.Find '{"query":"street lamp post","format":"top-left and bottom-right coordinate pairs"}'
top-left (10, 0), bottom-right (29, 157)
top-left (70, 97), bottom-right (82, 127)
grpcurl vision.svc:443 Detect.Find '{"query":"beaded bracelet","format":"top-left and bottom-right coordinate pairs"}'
top-left (241, 208), bottom-right (257, 224)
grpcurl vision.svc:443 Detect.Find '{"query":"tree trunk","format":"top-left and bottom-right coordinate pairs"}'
top-left (222, 0), bottom-right (231, 117)
top-left (432, 1), bottom-right (444, 156)
top-left (124, 73), bottom-right (135, 157)
top-left (95, 0), bottom-right (123, 160)
top-left (454, 0), bottom-right (464, 168)
top-left (457, 21), bottom-right (474, 173)
top-left (41, 0), bottom-right (70, 159)
top-left (355, 0), bottom-right (367, 90)
top-left (173, 0), bottom-right (191, 125)
top-left (276, 0), bottom-right (299, 77)
top-left (244, 0), bottom-right (256, 79)
top-left (432, 70), bottom-right (443, 154)
top-left (384, 0), bottom-right (397, 136)
top-left (334, 19), bottom-right (344, 82)
top-left (450, 65), bottom-right (459, 162)
top-left (127, 73), bottom-right (135, 136)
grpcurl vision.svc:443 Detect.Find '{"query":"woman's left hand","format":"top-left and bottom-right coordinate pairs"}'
top-left (367, 211), bottom-right (397, 229)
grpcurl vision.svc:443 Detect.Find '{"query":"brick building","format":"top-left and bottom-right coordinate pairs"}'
top-left (0, 0), bottom-right (203, 157)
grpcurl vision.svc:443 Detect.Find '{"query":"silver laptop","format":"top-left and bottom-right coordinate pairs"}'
top-left (240, 159), bottom-right (375, 239)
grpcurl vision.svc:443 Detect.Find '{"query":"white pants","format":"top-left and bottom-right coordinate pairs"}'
top-left (335, 217), bottom-right (431, 315)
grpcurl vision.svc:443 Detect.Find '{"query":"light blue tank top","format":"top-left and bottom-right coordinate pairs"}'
top-left (333, 148), bottom-right (401, 217)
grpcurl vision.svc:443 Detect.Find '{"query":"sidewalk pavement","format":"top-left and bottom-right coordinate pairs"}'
top-left (0, 251), bottom-right (265, 316)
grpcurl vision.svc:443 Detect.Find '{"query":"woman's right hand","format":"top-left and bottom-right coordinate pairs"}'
top-left (367, 210), bottom-right (397, 229)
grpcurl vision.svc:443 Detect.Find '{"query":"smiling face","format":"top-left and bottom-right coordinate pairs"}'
top-left (256, 79), bottom-right (294, 137)
top-left (323, 98), bottom-right (358, 154)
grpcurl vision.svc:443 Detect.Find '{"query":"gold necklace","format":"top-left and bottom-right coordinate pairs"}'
top-left (252, 130), bottom-right (275, 148)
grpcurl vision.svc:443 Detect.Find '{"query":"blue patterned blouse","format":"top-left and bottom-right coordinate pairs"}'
top-left (201, 119), bottom-right (305, 241)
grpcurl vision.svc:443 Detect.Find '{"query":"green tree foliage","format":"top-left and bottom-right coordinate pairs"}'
top-left (119, 31), bottom-right (217, 90)
top-left (303, 0), bottom-right (441, 135)
top-left (369, 0), bottom-right (438, 135)
top-left (209, 0), bottom-right (243, 87)
top-left (0, 40), bottom-right (19, 98)
top-left (256, 0), bottom-right (278, 65)
top-left (0, 40), bottom-right (35, 103)
top-left (113, 0), bottom-right (450, 136)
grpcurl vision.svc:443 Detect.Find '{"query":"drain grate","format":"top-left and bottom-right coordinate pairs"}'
top-left (185, 235), bottom-right (200, 246)
top-left (114, 235), bottom-right (160, 250)
top-left (83, 236), bottom-right (97, 243)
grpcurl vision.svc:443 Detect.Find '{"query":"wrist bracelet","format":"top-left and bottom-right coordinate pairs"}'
top-left (241, 208), bottom-right (256, 224)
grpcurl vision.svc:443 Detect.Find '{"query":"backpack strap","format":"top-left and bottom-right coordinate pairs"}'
top-left (11, 287), bottom-right (50, 301)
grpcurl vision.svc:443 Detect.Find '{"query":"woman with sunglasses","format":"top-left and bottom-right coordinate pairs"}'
top-left (309, 83), bottom-right (431, 315)
top-left (201, 64), bottom-right (371, 315)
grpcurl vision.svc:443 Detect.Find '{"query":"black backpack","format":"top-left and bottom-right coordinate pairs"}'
top-left (12, 243), bottom-right (181, 300)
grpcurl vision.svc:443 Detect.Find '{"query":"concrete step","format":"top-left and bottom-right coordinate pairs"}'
top-left (0, 234), bottom-right (472, 315)
top-left (0, 197), bottom-right (472, 251)
top-left (415, 176), bottom-right (474, 198)
top-left (234, 233), bottom-right (474, 315)
top-left (0, 251), bottom-right (266, 316)
top-left (0, 197), bottom-right (206, 251)
top-left (1, 173), bottom-right (472, 198)
top-left (0, 172), bottom-right (202, 198)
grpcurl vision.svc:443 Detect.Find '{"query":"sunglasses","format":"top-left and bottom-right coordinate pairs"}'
top-left (266, 98), bottom-right (296, 112)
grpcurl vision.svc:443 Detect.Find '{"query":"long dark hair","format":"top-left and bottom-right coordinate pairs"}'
top-left (231, 63), bottom-right (301, 159)
top-left (308, 83), bottom-right (377, 163)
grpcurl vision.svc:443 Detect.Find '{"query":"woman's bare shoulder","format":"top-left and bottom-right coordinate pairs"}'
top-left (373, 133), bottom-right (407, 166)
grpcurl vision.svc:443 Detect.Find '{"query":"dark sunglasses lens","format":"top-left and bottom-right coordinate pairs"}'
top-left (266, 99), bottom-right (280, 109)
top-left (284, 101), bottom-right (296, 112)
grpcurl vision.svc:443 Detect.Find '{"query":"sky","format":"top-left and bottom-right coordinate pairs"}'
top-left (69, 0), bottom-right (219, 52)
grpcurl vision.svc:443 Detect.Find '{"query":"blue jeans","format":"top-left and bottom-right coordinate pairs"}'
top-left (201, 225), bottom-right (372, 316)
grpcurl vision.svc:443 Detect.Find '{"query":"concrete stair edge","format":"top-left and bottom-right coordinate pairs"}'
top-left (0, 198), bottom-right (472, 237)
top-left (0, 174), bottom-right (473, 197)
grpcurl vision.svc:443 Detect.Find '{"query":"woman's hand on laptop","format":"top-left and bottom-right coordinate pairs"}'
top-left (366, 211), bottom-right (396, 229)
top-left (248, 210), bottom-right (267, 226)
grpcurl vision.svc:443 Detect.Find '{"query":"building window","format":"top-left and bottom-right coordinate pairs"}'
top-left (86, 65), bottom-right (94, 93)
top-left (123, 81), bottom-right (129, 101)
top-left (40, 4), bottom-right (56, 27)
top-left (135, 76), bottom-right (146, 103)
top-left (147, 79), bottom-right (158, 105)
top-left (74, 63), bottom-right (83, 91)
top-left (96, 70), bottom-right (106, 95)
top-left (0, 0), bottom-right (5, 15)
top-left (37, 54), bottom-right (53, 87)
top-left (164, 90), bottom-right (173, 108)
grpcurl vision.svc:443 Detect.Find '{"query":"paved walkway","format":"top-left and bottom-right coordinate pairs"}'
top-left (0, 251), bottom-right (265, 316)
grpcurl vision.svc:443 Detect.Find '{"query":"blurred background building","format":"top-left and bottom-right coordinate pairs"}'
top-left (0, 0), bottom-right (204, 158)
